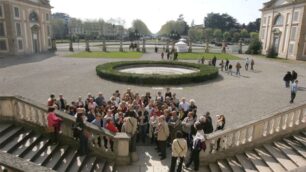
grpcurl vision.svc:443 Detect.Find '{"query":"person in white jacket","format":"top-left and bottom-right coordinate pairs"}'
top-left (170, 131), bottom-right (187, 172)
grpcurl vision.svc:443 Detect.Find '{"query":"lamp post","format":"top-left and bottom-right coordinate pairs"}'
top-left (69, 34), bottom-right (74, 52)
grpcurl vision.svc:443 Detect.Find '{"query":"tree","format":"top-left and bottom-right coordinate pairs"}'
top-left (51, 19), bottom-right (66, 39)
top-left (131, 19), bottom-right (151, 35)
top-left (246, 18), bottom-right (261, 32)
top-left (223, 32), bottom-right (231, 42)
top-left (240, 29), bottom-right (249, 40)
top-left (158, 15), bottom-right (189, 36)
top-left (246, 33), bottom-right (262, 54)
top-left (204, 13), bottom-right (240, 31)
top-left (233, 32), bottom-right (240, 42)
top-left (188, 26), bottom-right (204, 42)
top-left (213, 29), bottom-right (222, 42)
top-left (250, 32), bottom-right (259, 40)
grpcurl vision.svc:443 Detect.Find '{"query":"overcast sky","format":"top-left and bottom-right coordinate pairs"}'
top-left (50, 0), bottom-right (268, 33)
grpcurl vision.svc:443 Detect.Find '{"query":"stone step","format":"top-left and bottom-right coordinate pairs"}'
top-left (283, 138), bottom-right (306, 158)
top-left (92, 159), bottom-right (106, 172)
top-left (44, 145), bottom-right (69, 169)
top-left (29, 140), bottom-right (56, 164)
top-left (226, 157), bottom-right (244, 172)
top-left (0, 127), bottom-right (23, 148)
top-left (274, 141), bottom-right (306, 167)
top-left (263, 144), bottom-right (297, 170)
top-left (66, 153), bottom-right (87, 172)
top-left (0, 123), bottom-right (14, 135)
top-left (54, 148), bottom-right (77, 172)
top-left (209, 162), bottom-right (221, 172)
top-left (79, 156), bottom-right (96, 172)
top-left (245, 150), bottom-right (272, 172)
top-left (3, 130), bottom-right (33, 153)
top-left (217, 160), bottom-right (232, 172)
top-left (235, 154), bottom-right (257, 172)
top-left (19, 136), bottom-right (48, 159)
top-left (254, 147), bottom-right (285, 172)
top-left (292, 134), bottom-right (306, 147)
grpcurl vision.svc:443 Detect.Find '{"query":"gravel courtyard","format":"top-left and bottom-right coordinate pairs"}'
top-left (1, 51), bottom-right (306, 129)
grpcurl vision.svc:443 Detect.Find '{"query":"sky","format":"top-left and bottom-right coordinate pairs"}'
top-left (50, 0), bottom-right (269, 33)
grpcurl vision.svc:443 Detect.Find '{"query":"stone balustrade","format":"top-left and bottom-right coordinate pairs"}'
top-left (201, 101), bottom-right (306, 162)
top-left (0, 96), bottom-right (131, 165)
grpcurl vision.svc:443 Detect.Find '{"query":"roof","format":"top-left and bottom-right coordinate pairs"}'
top-left (262, 0), bottom-right (306, 10)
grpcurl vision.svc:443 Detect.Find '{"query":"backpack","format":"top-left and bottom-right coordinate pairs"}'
top-left (195, 139), bottom-right (206, 151)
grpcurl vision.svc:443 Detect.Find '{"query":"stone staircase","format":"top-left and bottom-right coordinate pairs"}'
top-left (0, 122), bottom-right (114, 172)
top-left (200, 130), bottom-right (306, 172)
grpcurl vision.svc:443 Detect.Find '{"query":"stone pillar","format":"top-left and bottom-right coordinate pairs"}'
top-left (119, 39), bottom-right (123, 52)
top-left (114, 132), bottom-right (131, 165)
top-left (188, 40), bottom-right (192, 53)
top-left (69, 39), bottom-right (74, 52)
top-left (222, 41), bottom-right (226, 54)
top-left (142, 39), bottom-right (146, 53)
top-left (238, 40), bottom-right (243, 54)
top-left (102, 39), bottom-right (107, 52)
top-left (51, 39), bottom-right (57, 51)
top-left (85, 39), bottom-right (90, 52)
top-left (205, 41), bottom-right (209, 53)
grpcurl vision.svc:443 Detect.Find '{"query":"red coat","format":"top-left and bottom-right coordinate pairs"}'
top-left (47, 112), bottom-right (62, 128)
top-left (106, 122), bottom-right (118, 133)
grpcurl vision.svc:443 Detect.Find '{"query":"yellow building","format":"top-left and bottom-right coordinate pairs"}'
top-left (260, 0), bottom-right (306, 60)
top-left (0, 0), bottom-right (51, 55)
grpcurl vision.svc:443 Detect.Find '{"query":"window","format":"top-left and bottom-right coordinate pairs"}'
top-left (0, 39), bottom-right (7, 50)
top-left (288, 43), bottom-right (294, 55)
top-left (48, 38), bottom-right (51, 47)
top-left (274, 15), bottom-right (283, 26)
top-left (29, 12), bottom-right (38, 22)
top-left (47, 25), bottom-right (50, 36)
top-left (261, 28), bottom-right (266, 39)
top-left (46, 13), bottom-right (49, 21)
top-left (0, 5), bottom-right (3, 17)
top-left (290, 27), bottom-right (297, 41)
top-left (18, 39), bottom-right (23, 50)
top-left (293, 11), bottom-right (299, 22)
top-left (0, 22), bottom-right (5, 37)
top-left (16, 23), bottom-right (21, 37)
top-left (14, 7), bottom-right (19, 18)
top-left (262, 17), bottom-right (267, 25)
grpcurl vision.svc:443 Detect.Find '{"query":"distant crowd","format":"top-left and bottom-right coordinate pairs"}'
top-left (47, 88), bottom-right (226, 171)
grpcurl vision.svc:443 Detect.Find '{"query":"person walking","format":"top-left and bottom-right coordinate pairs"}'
top-left (245, 58), bottom-right (249, 71)
top-left (185, 121), bottom-right (205, 171)
top-left (292, 70), bottom-right (298, 83)
top-left (170, 131), bottom-right (187, 172)
top-left (225, 59), bottom-right (229, 71)
top-left (47, 106), bottom-right (62, 144)
top-left (283, 71), bottom-right (292, 88)
top-left (161, 51), bottom-right (164, 60)
top-left (219, 60), bottom-right (224, 71)
top-left (236, 62), bottom-right (242, 76)
top-left (250, 59), bottom-right (255, 71)
top-left (290, 80), bottom-right (298, 104)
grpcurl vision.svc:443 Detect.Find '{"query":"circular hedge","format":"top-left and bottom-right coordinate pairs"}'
top-left (96, 61), bottom-right (219, 85)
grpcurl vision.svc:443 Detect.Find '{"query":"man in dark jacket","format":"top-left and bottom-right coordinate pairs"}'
top-left (291, 70), bottom-right (297, 83)
top-left (283, 71), bottom-right (292, 88)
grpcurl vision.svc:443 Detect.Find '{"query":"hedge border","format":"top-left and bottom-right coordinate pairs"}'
top-left (96, 61), bottom-right (219, 85)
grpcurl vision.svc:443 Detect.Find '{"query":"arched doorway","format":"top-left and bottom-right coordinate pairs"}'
top-left (31, 25), bottom-right (40, 53)
top-left (272, 28), bottom-right (281, 53)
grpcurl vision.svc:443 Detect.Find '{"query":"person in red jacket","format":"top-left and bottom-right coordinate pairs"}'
top-left (47, 106), bottom-right (62, 143)
top-left (105, 119), bottom-right (118, 151)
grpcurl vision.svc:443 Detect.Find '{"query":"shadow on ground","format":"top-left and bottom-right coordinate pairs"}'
top-left (0, 52), bottom-right (56, 68)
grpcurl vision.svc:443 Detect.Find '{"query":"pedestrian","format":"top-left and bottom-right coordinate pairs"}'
top-left (201, 57), bottom-right (205, 64)
top-left (245, 58), bottom-right (249, 71)
top-left (167, 52), bottom-right (170, 60)
top-left (228, 64), bottom-right (233, 75)
top-left (121, 105), bottom-right (138, 152)
top-left (170, 131), bottom-right (187, 172)
top-left (236, 62), bottom-right (242, 76)
top-left (292, 70), bottom-right (298, 83)
top-left (283, 71), bottom-right (292, 88)
top-left (219, 60), bottom-right (224, 71)
top-left (212, 56), bottom-right (217, 66)
top-left (225, 59), bottom-right (229, 71)
top-left (47, 106), bottom-right (62, 144)
top-left (290, 80), bottom-right (298, 104)
top-left (156, 115), bottom-right (170, 160)
top-left (185, 121), bottom-right (205, 171)
top-left (75, 112), bottom-right (89, 155)
top-left (215, 114), bottom-right (226, 150)
top-left (250, 59), bottom-right (255, 71)
top-left (161, 51), bottom-right (164, 60)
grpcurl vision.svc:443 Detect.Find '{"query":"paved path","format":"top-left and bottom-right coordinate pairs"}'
top-left (1, 51), bottom-right (306, 171)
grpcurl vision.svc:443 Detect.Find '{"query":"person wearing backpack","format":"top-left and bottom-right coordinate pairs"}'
top-left (156, 115), bottom-right (170, 160)
top-left (185, 121), bottom-right (205, 171)
top-left (170, 131), bottom-right (187, 172)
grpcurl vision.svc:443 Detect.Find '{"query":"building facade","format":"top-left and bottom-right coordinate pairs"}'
top-left (0, 0), bottom-right (52, 55)
top-left (260, 0), bottom-right (306, 60)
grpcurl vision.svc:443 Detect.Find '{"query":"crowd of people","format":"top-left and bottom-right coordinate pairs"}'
top-left (46, 88), bottom-right (226, 171)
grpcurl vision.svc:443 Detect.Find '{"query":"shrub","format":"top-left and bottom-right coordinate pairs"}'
top-left (96, 61), bottom-right (219, 85)
top-left (266, 47), bottom-right (278, 58)
top-left (246, 38), bottom-right (262, 54)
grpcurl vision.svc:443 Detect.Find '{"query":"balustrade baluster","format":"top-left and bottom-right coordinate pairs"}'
top-left (227, 133), bottom-right (233, 148)
top-left (247, 126), bottom-right (254, 142)
top-left (281, 113), bottom-right (288, 130)
top-left (234, 131), bottom-right (240, 146)
top-left (288, 111), bottom-right (294, 127)
top-left (263, 121), bottom-right (268, 136)
top-left (268, 118), bottom-right (275, 135)
top-left (294, 109), bottom-right (301, 125)
top-left (240, 128), bottom-right (247, 144)
top-left (274, 116), bottom-right (281, 132)
top-left (301, 108), bottom-right (306, 123)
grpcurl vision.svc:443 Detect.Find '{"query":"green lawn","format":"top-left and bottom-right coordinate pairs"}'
top-left (67, 51), bottom-right (143, 58)
top-left (178, 52), bottom-right (239, 60)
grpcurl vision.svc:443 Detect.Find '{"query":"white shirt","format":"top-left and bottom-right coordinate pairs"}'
top-left (179, 102), bottom-right (190, 111)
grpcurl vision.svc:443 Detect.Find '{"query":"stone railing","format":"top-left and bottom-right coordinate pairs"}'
top-left (201, 101), bottom-right (306, 162)
top-left (0, 96), bottom-right (130, 165)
